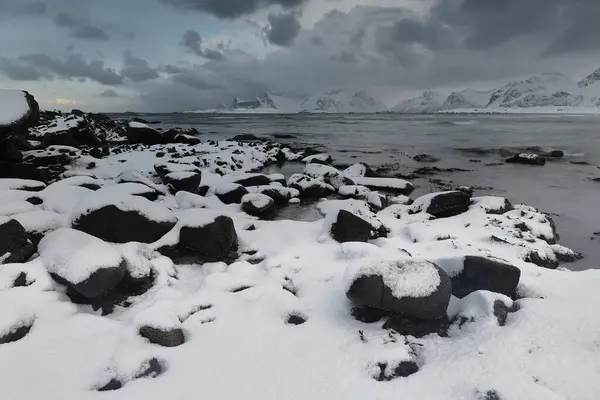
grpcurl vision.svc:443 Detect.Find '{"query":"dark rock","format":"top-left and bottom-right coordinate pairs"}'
top-left (134, 358), bottom-right (164, 379)
top-left (493, 300), bottom-right (514, 327)
top-left (233, 174), bottom-right (271, 187)
top-left (547, 150), bottom-right (564, 158)
top-left (451, 256), bottom-right (521, 299)
top-left (12, 272), bottom-right (29, 287)
top-left (228, 134), bottom-right (260, 142)
top-left (383, 314), bottom-right (449, 338)
top-left (139, 326), bottom-right (185, 347)
top-left (506, 153), bottom-right (546, 166)
top-left (97, 379), bottom-right (123, 392)
top-left (413, 154), bottom-right (440, 163)
top-left (72, 204), bottom-right (176, 244)
top-left (162, 172), bottom-right (201, 194)
top-left (0, 323), bottom-right (32, 344)
top-left (131, 117), bottom-right (150, 124)
top-left (347, 260), bottom-right (452, 320)
top-left (216, 184), bottom-right (249, 204)
top-left (374, 361), bottom-right (419, 381)
top-left (0, 90), bottom-right (39, 148)
top-left (242, 194), bottom-right (275, 217)
top-left (570, 161), bottom-right (591, 165)
top-left (330, 210), bottom-right (372, 243)
top-left (50, 263), bottom-right (126, 299)
top-left (350, 306), bottom-right (391, 323)
top-left (481, 390), bottom-right (502, 400)
top-left (2, 241), bottom-right (36, 264)
top-left (126, 125), bottom-right (166, 145)
top-left (286, 313), bottom-right (307, 325)
top-left (288, 174), bottom-right (335, 198)
top-left (174, 133), bottom-right (200, 145)
top-left (159, 216), bottom-right (238, 263)
top-left (525, 251), bottom-right (559, 269)
top-left (413, 191), bottom-right (471, 218)
top-left (0, 219), bottom-right (30, 263)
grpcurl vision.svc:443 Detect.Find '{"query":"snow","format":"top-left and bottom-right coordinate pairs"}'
top-left (117, 242), bottom-right (154, 280)
top-left (0, 89), bottom-right (29, 125)
top-left (39, 228), bottom-right (123, 284)
top-left (129, 121), bottom-right (150, 129)
top-left (344, 258), bottom-right (442, 298)
top-left (242, 193), bottom-right (272, 209)
top-left (31, 115), bottom-right (82, 136)
top-left (214, 182), bottom-right (243, 195)
top-left (302, 153), bottom-right (331, 164)
top-left (0, 179), bottom-right (45, 191)
top-left (391, 90), bottom-right (446, 113)
top-left (71, 192), bottom-right (176, 224)
top-left (351, 177), bottom-right (412, 191)
top-left (410, 191), bottom-right (455, 214)
top-left (12, 210), bottom-right (66, 235)
top-left (343, 163), bottom-right (368, 178)
top-left (339, 185), bottom-right (370, 197)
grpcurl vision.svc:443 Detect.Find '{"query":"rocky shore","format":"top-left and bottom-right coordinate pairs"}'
top-left (1, 90), bottom-right (599, 400)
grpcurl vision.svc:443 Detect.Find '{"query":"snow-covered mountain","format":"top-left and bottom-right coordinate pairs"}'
top-left (390, 91), bottom-right (445, 113)
top-left (390, 68), bottom-right (600, 113)
top-left (442, 89), bottom-right (493, 110)
top-left (193, 90), bottom-right (386, 114)
top-left (298, 90), bottom-right (387, 113)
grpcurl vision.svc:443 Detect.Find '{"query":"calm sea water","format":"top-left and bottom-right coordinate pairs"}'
top-left (116, 113), bottom-right (600, 270)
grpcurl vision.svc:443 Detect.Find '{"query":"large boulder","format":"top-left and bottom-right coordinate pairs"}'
top-left (329, 210), bottom-right (372, 243)
top-left (231, 173), bottom-right (271, 187)
top-left (0, 90), bottom-right (39, 141)
top-left (241, 193), bottom-right (275, 217)
top-left (162, 171), bottom-right (201, 194)
top-left (411, 191), bottom-right (471, 218)
top-left (288, 173), bottom-right (334, 198)
top-left (126, 122), bottom-right (166, 145)
top-left (506, 153), bottom-right (546, 166)
top-left (158, 210), bottom-right (238, 263)
top-left (0, 218), bottom-right (35, 264)
top-left (343, 162), bottom-right (380, 178)
top-left (304, 164), bottom-right (350, 189)
top-left (39, 228), bottom-right (126, 299)
top-left (439, 256), bottom-right (521, 299)
top-left (346, 259), bottom-right (451, 320)
top-left (215, 183), bottom-right (249, 204)
top-left (71, 193), bottom-right (177, 243)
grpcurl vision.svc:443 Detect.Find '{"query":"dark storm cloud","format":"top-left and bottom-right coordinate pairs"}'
top-left (20, 2), bottom-right (47, 15)
top-left (311, 36), bottom-right (324, 45)
top-left (121, 51), bottom-right (160, 82)
top-left (382, 0), bottom-right (600, 56)
top-left (55, 13), bottom-right (109, 40)
top-left (180, 30), bottom-right (225, 60)
top-left (0, 57), bottom-right (47, 80)
top-left (16, 53), bottom-right (123, 85)
top-left (265, 12), bottom-right (301, 47)
top-left (161, 0), bottom-right (308, 19)
top-left (99, 89), bottom-right (119, 97)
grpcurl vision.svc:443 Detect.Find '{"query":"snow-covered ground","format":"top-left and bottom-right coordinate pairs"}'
top-left (0, 89), bottom-right (29, 125)
top-left (1, 110), bottom-right (600, 400)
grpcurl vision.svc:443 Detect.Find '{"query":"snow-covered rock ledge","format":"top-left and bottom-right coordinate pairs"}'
top-left (0, 109), bottom-right (598, 400)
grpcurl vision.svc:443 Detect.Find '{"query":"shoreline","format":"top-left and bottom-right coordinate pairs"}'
top-left (0, 104), bottom-right (599, 399)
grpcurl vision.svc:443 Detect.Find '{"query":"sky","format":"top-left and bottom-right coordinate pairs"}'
top-left (1, 0), bottom-right (600, 112)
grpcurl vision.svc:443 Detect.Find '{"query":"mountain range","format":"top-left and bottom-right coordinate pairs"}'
top-left (192, 67), bottom-right (600, 114)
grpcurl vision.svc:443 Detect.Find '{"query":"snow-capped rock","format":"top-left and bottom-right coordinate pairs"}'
top-left (441, 89), bottom-right (493, 110)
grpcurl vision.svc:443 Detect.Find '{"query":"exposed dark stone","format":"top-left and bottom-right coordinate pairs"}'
top-left (0, 323), bottom-right (32, 344)
top-left (481, 390), bottom-right (502, 400)
top-left (72, 205), bottom-right (176, 244)
top-left (162, 172), bottom-right (201, 194)
top-left (330, 210), bottom-right (372, 243)
top-left (216, 185), bottom-right (249, 204)
top-left (286, 313), bottom-right (307, 325)
top-left (374, 361), bottom-right (419, 381)
top-left (126, 125), bottom-right (166, 145)
top-left (506, 154), bottom-right (546, 166)
top-left (97, 379), bottom-right (123, 392)
top-left (242, 195), bottom-right (275, 217)
top-left (415, 191), bottom-right (471, 218)
top-left (383, 314), bottom-right (449, 338)
top-left (233, 174), bottom-right (271, 187)
top-left (2, 241), bottom-right (36, 264)
top-left (451, 256), bottom-right (521, 299)
top-left (525, 251), bottom-right (559, 269)
top-left (413, 154), bottom-right (440, 163)
top-left (12, 272), bottom-right (29, 287)
top-left (228, 134), bottom-right (260, 141)
top-left (554, 249), bottom-right (584, 263)
top-left (547, 150), bottom-right (564, 158)
top-left (0, 219), bottom-right (34, 264)
top-left (347, 261), bottom-right (452, 320)
top-left (159, 216), bottom-right (238, 263)
top-left (139, 326), bottom-right (185, 347)
top-left (134, 358), bottom-right (164, 379)
top-left (50, 263), bottom-right (126, 299)
top-left (350, 306), bottom-right (391, 323)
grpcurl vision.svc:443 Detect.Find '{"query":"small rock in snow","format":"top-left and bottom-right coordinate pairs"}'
top-left (506, 153), bottom-right (546, 166)
top-left (241, 193), bottom-right (275, 217)
top-left (139, 326), bottom-right (186, 347)
top-left (411, 191), bottom-right (471, 218)
top-left (215, 183), bottom-right (249, 204)
top-left (329, 210), bottom-right (372, 243)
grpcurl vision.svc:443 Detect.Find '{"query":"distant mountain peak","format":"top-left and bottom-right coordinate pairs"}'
top-left (578, 68), bottom-right (600, 88)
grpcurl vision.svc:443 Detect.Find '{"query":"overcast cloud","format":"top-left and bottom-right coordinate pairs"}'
top-left (1, 0), bottom-right (600, 111)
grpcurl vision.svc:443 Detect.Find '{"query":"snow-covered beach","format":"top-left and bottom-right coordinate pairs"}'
top-left (1, 91), bottom-right (600, 400)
